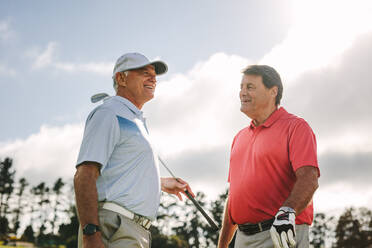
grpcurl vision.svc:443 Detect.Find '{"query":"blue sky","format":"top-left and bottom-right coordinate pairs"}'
top-left (1, 0), bottom-right (372, 220)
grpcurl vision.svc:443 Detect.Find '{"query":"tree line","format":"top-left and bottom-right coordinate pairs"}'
top-left (1, 157), bottom-right (372, 247)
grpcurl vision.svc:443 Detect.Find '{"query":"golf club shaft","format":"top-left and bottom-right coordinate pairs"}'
top-left (158, 156), bottom-right (220, 231)
top-left (183, 189), bottom-right (220, 231)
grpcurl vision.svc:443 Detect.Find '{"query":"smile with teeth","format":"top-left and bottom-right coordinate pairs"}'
top-left (144, 84), bottom-right (155, 89)
top-left (241, 99), bottom-right (251, 103)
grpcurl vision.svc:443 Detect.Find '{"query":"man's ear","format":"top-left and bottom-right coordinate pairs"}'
top-left (271, 86), bottom-right (278, 98)
top-left (116, 72), bottom-right (126, 87)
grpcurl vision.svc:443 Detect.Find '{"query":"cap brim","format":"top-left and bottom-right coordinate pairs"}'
top-left (150, 61), bottom-right (168, 75)
top-left (113, 60), bottom-right (168, 77)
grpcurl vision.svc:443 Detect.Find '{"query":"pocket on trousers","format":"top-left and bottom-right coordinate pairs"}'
top-left (99, 209), bottom-right (122, 242)
top-left (109, 214), bottom-right (123, 242)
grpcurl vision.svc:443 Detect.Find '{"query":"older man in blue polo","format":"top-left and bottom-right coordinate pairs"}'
top-left (74, 53), bottom-right (194, 248)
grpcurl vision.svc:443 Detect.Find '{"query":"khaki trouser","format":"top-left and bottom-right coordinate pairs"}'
top-left (234, 224), bottom-right (309, 248)
top-left (78, 208), bottom-right (151, 248)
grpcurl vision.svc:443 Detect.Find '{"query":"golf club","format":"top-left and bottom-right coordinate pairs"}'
top-left (91, 93), bottom-right (109, 103)
top-left (158, 156), bottom-right (220, 231)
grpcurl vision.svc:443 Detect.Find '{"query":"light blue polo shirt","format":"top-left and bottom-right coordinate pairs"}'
top-left (76, 96), bottom-right (161, 220)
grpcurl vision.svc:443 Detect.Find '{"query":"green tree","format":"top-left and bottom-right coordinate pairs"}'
top-left (58, 190), bottom-right (79, 248)
top-left (51, 177), bottom-right (65, 234)
top-left (152, 190), bottom-right (232, 247)
top-left (0, 216), bottom-right (9, 238)
top-left (0, 157), bottom-right (15, 219)
top-left (31, 182), bottom-right (51, 244)
top-left (205, 189), bottom-right (228, 246)
top-left (172, 192), bottom-right (208, 247)
top-left (58, 209), bottom-right (79, 248)
top-left (151, 225), bottom-right (188, 248)
top-left (12, 177), bottom-right (29, 235)
top-left (21, 225), bottom-right (35, 243)
top-left (357, 207), bottom-right (372, 246)
top-left (310, 212), bottom-right (334, 248)
top-left (151, 193), bottom-right (189, 247)
top-left (334, 207), bottom-right (372, 247)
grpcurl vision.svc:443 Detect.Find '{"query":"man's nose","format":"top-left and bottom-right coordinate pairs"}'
top-left (149, 75), bottom-right (156, 83)
top-left (240, 88), bottom-right (248, 96)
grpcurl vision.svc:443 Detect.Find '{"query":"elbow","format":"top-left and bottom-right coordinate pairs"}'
top-left (73, 170), bottom-right (80, 187)
top-left (73, 169), bottom-right (83, 193)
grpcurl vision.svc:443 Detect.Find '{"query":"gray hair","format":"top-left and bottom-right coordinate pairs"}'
top-left (113, 71), bottom-right (129, 92)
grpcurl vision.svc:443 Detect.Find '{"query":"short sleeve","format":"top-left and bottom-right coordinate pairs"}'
top-left (76, 107), bottom-right (120, 171)
top-left (289, 120), bottom-right (320, 176)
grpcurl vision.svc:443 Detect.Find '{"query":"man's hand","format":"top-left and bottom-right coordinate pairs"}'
top-left (270, 206), bottom-right (296, 248)
top-left (161, 177), bottom-right (195, 200)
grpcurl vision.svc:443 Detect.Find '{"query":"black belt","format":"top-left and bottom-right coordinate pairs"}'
top-left (238, 218), bottom-right (274, 235)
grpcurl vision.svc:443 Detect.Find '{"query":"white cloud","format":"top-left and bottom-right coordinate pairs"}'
top-left (54, 61), bottom-right (113, 75)
top-left (318, 131), bottom-right (372, 155)
top-left (32, 42), bottom-right (58, 69)
top-left (146, 53), bottom-right (250, 157)
top-left (0, 124), bottom-right (83, 185)
top-left (0, 20), bottom-right (15, 42)
top-left (31, 42), bottom-right (113, 75)
top-left (315, 183), bottom-right (372, 213)
top-left (260, 0), bottom-right (372, 83)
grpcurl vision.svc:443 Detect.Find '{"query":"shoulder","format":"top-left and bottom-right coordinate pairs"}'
top-left (279, 110), bottom-right (311, 129)
top-left (85, 99), bottom-right (120, 125)
top-left (232, 126), bottom-right (250, 146)
top-left (283, 114), bottom-right (315, 139)
top-left (235, 126), bottom-right (250, 138)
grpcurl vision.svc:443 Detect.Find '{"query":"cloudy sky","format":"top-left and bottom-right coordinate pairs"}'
top-left (1, 0), bottom-right (372, 217)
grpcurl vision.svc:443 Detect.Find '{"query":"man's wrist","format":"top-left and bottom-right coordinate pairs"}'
top-left (83, 230), bottom-right (101, 240)
top-left (82, 223), bottom-right (100, 236)
top-left (83, 230), bottom-right (102, 242)
top-left (279, 206), bottom-right (296, 214)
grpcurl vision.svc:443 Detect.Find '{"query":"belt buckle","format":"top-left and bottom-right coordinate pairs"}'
top-left (133, 214), bottom-right (140, 223)
top-left (133, 214), bottom-right (150, 229)
top-left (138, 216), bottom-right (145, 225)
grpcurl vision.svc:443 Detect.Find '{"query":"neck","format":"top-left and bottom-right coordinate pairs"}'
top-left (116, 91), bottom-right (144, 110)
top-left (252, 105), bottom-right (278, 126)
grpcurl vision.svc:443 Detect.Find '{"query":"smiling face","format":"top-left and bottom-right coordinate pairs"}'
top-left (240, 74), bottom-right (277, 122)
top-left (116, 65), bottom-right (157, 109)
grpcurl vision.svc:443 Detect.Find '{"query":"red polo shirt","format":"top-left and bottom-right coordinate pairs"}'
top-left (228, 107), bottom-right (319, 225)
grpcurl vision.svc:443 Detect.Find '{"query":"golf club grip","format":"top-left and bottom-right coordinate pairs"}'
top-left (184, 190), bottom-right (220, 231)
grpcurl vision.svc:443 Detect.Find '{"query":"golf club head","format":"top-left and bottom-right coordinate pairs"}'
top-left (91, 93), bottom-right (109, 103)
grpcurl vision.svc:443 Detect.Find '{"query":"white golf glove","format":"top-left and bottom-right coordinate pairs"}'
top-left (270, 206), bottom-right (296, 248)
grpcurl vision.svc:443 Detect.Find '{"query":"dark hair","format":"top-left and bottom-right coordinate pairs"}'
top-left (242, 65), bottom-right (283, 105)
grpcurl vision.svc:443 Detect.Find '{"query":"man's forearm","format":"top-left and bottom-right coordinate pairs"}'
top-left (74, 164), bottom-right (104, 248)
top-left (74, 165), bottom-right (100, 227)
top-left (283, 166), bottom-right (319, 214)
top-left (218, 198), bottom-right (237, 248)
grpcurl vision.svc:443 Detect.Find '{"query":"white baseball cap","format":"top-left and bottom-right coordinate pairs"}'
top-left (112, 52), bottom-right (168, 79)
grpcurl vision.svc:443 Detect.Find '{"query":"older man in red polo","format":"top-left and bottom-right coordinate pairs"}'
top-left (218, 65), bottom-right (320, 248)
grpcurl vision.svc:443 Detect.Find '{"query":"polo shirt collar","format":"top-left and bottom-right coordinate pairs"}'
top-left (250, 107), bottom-right (287, 129)
top-left (112, 96), bottom-right (143, 116)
